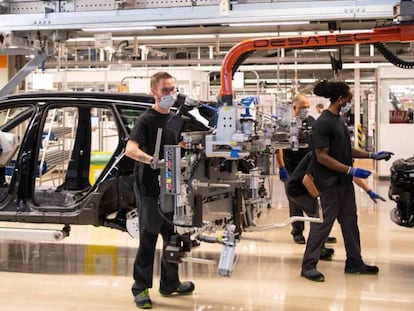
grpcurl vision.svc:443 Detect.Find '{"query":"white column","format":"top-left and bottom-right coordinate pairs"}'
top-left (354, 44), bottom-right (361, 149)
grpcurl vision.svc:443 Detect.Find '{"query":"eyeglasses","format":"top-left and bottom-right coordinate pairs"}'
top-left (160, 87), bottom-right (177, 95)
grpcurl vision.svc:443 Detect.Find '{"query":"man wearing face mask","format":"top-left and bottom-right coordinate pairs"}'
top-left (125, 71), bottom-right (194, 309)
top-left (277, 94), bottom-right (336, 246)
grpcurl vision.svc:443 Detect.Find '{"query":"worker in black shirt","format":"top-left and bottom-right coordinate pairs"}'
top-left (126, 71), bottom-right (194, 309)
top-left (286, 152), bottom-right (334, 260)
top-left (287, 151), bottom-right (386, 261)
top-left (301, 80), bottom-right (393, 282)
top-left (277, 94), bottom-right (335, 245)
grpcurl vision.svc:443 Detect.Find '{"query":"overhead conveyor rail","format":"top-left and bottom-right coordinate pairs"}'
top-left (218, 22), bottom-right (414, 103)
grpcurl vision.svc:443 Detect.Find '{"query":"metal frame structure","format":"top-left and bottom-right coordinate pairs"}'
top-left (0, 1), bottom-right (395, 32)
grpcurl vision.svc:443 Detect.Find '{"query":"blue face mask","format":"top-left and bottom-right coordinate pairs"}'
top-left (159, 94), bottom-right (177, 109)
top-left (340, 102), bottom-right (352, 114)
top-left (298, 108), bottom-right (310, 120)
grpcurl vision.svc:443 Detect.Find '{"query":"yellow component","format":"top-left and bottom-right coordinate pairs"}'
top-left (84, 245), bottom-right (118, 275)
top-left (357, 125), bottom-right (363, 149)
top-left (89, 151), bottom-right (112, 185)
top-left (116, 84), bottom-right (129, 92)
top-left (229, 141), bottom-right (236, 147)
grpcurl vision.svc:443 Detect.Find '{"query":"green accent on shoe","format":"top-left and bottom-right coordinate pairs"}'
top-left (159, 281), bottom-right (195, 296)
top-left (135, 289), bottom-right (152, 309)
top-left (301, 269), bottom-right (325, 282)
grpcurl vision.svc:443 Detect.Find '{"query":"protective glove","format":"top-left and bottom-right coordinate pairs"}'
top-left (367, 190), bottom-right (386, 203)
top-left (370, 151), bottom-right (394, 161)
top-left (347, 167), bottom-right (371, 179)
top-left (279, 167), bottom-right (289, 181)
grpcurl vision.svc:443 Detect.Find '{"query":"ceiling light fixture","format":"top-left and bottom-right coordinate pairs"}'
top-left (82, 26), bottom-right (156, 32)
top-left (227, 21), bottom-right (310, 27)
top-left (137, 34), bottom-right (217, 40)
top-left (66, 36), bottom-right (135, 42)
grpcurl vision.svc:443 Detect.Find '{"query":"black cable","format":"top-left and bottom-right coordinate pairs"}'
top-left (232, 51), bottom-right (255, 77)
top-left (374, 42), bottom-right (414, 69)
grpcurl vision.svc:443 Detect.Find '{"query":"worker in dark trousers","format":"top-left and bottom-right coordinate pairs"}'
top-left (287, 151), bottom-right (386, 261)
top-left (286, 152), bottom-right (334, 260)
top-left (126, 71), bottom-right (195, 309)
top-left (301, 80), bottom-right (393, 282)
top-left (277, 94), bottom-right (336, 245)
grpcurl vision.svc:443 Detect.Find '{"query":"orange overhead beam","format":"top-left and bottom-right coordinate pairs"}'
top-left (0, 55), bottom-right (7, 68)
top-left (218, 24), bottom-right (414, 100)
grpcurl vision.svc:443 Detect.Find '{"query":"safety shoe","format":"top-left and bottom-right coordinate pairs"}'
top-left (301, 269), bottom-right (325, 282)
top-left (134, 289), bottom-right (152, 309)
top-left (345, 263), bottom-right (379, 274)
top-left (319, 247), bottom-right (334, 261)
top-left (293, 234), bottom-right (306, 244)
top-left (159, 281), bottom-right (195, 296)
top-left (326, 236), bottom-right (337, 244)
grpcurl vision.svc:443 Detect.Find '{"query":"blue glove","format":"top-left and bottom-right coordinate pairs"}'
top-left (279, 167), bottom-right (289, 181)
top-left (370, 151), bottom-right (394, 161)
top-left (367, 190), bottom-right (386, 203)
top-left (347, 167), bottom-right (371, 179)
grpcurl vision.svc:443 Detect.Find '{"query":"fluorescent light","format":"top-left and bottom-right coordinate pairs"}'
top-left (67, 36), bottom-right (135, 42)
top-left (227, 21), bottom-right (310, 27)
top-left (219, 32), bottom-right (295, 38)
top-left (300, 48), bottom-right (338, 53)
top-left (345, 79), bottom-right (376, 83)
top-left (67, 34), bottom-right (216, 42)
top-left (245, 78), bottom-right (318, 84)
top-left (67, 29), bottom-right (375, 43)
top-left (137, 34), bottom-right (217, 40)
top-left (82, 26), bottom-right (156, 32)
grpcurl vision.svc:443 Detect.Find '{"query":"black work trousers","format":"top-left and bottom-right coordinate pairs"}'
top-left (284, 182), bottom-right (305, 236)
top-left (131, 193), bottom-right (180, 296)
top-left (302, 184), bottom-right (363, 271)
top-left (288, 193), bottom-right (318, 218)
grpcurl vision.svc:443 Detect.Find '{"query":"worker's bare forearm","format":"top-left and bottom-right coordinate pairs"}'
top-left (315, 148), bottom-right (349, 174)
top-left (125, 140), bottom-right (152, 164)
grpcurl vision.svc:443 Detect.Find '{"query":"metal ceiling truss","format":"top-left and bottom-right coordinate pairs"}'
top-left (0, 1), bottom-right (396, 31)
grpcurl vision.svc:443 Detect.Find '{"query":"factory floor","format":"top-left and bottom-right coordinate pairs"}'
top-left (0, 173), bottom-right (413, 311)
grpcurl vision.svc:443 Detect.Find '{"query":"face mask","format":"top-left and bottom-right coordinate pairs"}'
top-left (340, 102), bottom-right (352, 114)
top-left (298, 108), bottom-right (310, 120)
top-left (159, 94), bottom-right (177, 109)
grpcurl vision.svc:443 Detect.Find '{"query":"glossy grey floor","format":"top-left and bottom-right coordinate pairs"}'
top-left (0, 177), bottom-right (413, 311)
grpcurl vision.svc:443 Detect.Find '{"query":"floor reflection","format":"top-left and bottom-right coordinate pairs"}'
top-left (0, 178), bottom-right (414, 310)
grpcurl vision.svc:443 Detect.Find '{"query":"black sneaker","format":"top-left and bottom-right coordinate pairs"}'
top-left (301, 269), bottom-right (325, 282)
top-left (159, 281), bottom-right (195, 296)
top-left (319, 247), bottom-right (334, 261)
top-left (134, 289), bottom-right (152, 309)
top-left (293, 234), bottom-right (306, 244)
top-left (326, 236), bottom-right (337, 244)
top-left (345, 263), bottom-right (379, 274)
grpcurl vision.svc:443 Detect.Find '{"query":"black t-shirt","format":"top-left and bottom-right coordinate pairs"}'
top-left (283, 115), bottom-right (315, 174)
top-left (129, 108), bottom-right (180, 197)
top-left (311, 110), bottom-right (353, 190)
top-left (286, 152), bottom-right (314, 197)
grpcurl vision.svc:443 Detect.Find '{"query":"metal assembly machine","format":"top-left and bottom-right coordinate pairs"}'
top-left (150, 1), bottom-right (414, 275)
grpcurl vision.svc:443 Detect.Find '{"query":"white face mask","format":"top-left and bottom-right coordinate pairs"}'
top-left (340, 102), bottom-right (352, 114)
top-left (298, 108), bottom-right (310, 120)
top-left (159, 94), bottom-right (177, 109)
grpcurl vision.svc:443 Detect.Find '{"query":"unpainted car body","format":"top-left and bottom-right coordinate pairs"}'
top-left (0, 92), bottom-right (155, 231)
